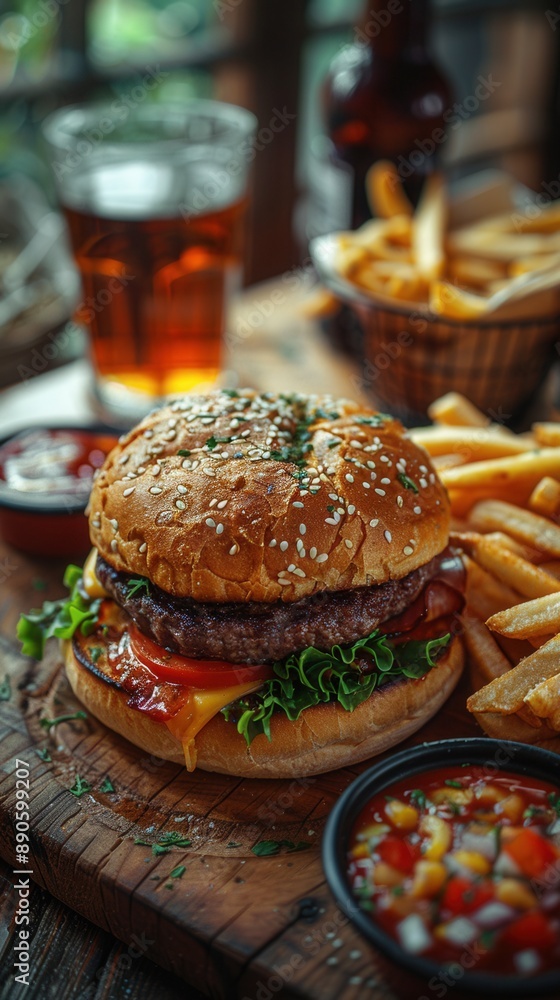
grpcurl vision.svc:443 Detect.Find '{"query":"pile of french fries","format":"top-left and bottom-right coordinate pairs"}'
top-left (411, 392), bottom-right (560, 751)
top-left (334, 161), bottom-right (560, 321)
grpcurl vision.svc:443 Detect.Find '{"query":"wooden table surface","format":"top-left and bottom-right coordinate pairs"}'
top-left (0, 278), bottom-right (542, 1000)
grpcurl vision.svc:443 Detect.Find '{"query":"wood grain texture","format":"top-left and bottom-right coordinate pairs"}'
top-left (0, 540), bottom-right (479, 1000)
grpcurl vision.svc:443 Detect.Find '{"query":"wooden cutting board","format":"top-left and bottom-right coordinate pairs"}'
top-left (0, 542), bottom-right (479, 1000)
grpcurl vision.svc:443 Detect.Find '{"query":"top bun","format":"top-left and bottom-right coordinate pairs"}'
top-left (88, 391), bottom-right (449, 603)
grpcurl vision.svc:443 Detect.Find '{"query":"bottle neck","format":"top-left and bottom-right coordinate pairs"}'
top-left (358, 0), bottom-right (432, 58)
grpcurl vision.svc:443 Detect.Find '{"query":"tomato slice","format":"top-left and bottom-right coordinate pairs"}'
top-left (128, 624), bottom-right (273, 689)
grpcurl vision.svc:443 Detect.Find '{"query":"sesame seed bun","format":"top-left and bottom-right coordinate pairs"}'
top-left (88, 391), bottom-right (450, 603)
top-left (63, 636), bottom-right (464, 778)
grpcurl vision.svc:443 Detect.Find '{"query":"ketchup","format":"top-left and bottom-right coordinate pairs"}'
top-left (0, 429), bottom-right (114, 500)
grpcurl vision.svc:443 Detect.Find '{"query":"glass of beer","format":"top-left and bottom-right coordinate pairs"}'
top-left (43, 100), bottom-right (257, 423)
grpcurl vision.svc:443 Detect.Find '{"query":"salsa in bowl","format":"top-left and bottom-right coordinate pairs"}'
top-left (322, 739), bottom-right (560, 998)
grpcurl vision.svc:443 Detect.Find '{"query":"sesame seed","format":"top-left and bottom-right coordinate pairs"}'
top-left (216, 523), bottom-right (224, 535)
top-left (229, 544), bottom-right (238, 555)
top-left (325, 517), bottom-right (337, 526)
top-left (367, 461), bottom-right (376, 470)
top-left (345, 473), bottom-right (354, 483)
top-left (310, 546), bottom-right (318, 559)
top-left (397, 495), bottom-right (403, 508)
top-left (403, 545), bottom-right (414, 555)
top-left (139, 542), bottom-right (147, 553)
top-left (109, 518), bottom-right (118, 530)
top-left (293, 501), bottom-right (304, 509)
top-left (347, 504), bottom-right (356, 515)
top-left (345, 539), bottom-right (352, 549)
top-left (278, 579), bottom-right (291, 586)
top-left (111, 539), bottom-right (118, 552)
top-left (299, 523), bottom-right (306, 535)
top-left (419, 464), bottom-right (428, 474)
top-left (91, 519), bottom-right (100, 529)
top-left (175, 499), bottom-right (186, 510)
top-left (369, 518), bottom-right (379, 527)
top-left (414, 505), bottom-right (422, 514)
top-left (217, 499), bottom-right (227, 509)
top-left (370, 471), bottom-right (377, 480)
top-left (203, 468), bottom-right (216, 477)
top-left (419, 478), bottom-right (428, 489)
top-left (362, 482), bottom-right (370, 489)
top-left (269, 539), bottom-right (277, 547)
top-left (329, 493), bottom-right (338, 501)
top-left (221, 451), bottom-right (229, 459)
top-left (209, 498), bottom-right (217, 507)
top-left (293, 567), bottom-right (306, 578)
top-left (287, 563), bottom-right (296, 572)
top-left (384, 530), bottom-right (392, 543)
top-left (280, 541), bottom-right (288, 552)
top-left (429, 473), bottom-right (436, 484)
top-left (381, 477), bottom-right (391, 485)
top-left (350, 439), bottom-right (362, 448)
top-left (149, 487), bottom-right (162, 495)
top-left (380, 454), bottom-right (389, 463)
top-left (137, 466), bottom-right (146, 474)
top-left (205, 517), bottom-right (216, 528)
top-left (144, 429), bottom-right (153, 438)
top-left (177, 484), bottom-right (187, 494)
top-left (375, 488), bottom-right (386, 496)
top-left (316, 553), bottom-right (328, 563)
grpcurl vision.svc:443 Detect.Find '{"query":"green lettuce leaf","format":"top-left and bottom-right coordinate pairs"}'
top-left (223, 630), bottom-right (451, 746)
top-left (17, 564), bottom-right (101, 660)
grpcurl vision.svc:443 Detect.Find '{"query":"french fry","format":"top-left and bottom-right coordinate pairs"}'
top-left (463, 554), bottom-right (523, 620)
top-left (528, 477), bottom-right (560, 519)
top-left (447, 255), bottom-right (506, 290)
top-left (429, 281), bottom-right (488, 320)
top-left (427, 392), bottom-right (490, 428)
top-left (448, 227), bottom-right (560, 261)
top-left (462, 615), bottom-right (511, 689)
top-left (533, 423), bottom-right (560, 448)
top-left (466, 633), bottom-right (560, 715)
top-left (524, 674), bottom-right (560, 730)
top-left (481, 532), bottom-right (542, 562)
top-left (516, 703), bottom-right (543, 728)
top-left (410, 427), bottom-right (533, 460)
top-left (510, 251), bottom-right (560, 277)
top-left (472, 709), bottom-right (560, 746)
top-left (366, 160), bottom-right (413, 220)
top-left (469, 499), bottom-right (560, 557)
top-left (413, 173), bottom-right (446, 281)
top-left (468, 535), bottom-right (560, 600)
top-left (431, 453), bottom-right (468, 471)
top-left (439, 449), bottom-right (560, 496)
top-left (486, 593), bottom-right (560, 640)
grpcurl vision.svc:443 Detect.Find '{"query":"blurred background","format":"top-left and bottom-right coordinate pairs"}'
top-left (1, 0), bottom-right (560, 403)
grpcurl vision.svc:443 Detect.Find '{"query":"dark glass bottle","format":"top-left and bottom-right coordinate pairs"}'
top-left (320, 0), bottom-right (452, 228)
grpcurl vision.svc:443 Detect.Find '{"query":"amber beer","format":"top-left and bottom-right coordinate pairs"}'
top-left (43, 102), bottom-right (256, 422)
top-left (64, 188), bottom-right (247, 398)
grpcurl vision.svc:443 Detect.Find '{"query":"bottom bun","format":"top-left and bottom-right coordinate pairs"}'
top-left (63, 638), bottom-right (464, 778)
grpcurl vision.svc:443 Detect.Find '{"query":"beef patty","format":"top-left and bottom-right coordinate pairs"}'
top-left (95, 552), bottom-right (445, 664)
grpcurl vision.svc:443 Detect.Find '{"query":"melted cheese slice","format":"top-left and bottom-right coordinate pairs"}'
top-left (82, 548), bottom-right (110, 599)
top-left (166, 680), bottom-right (263, 771)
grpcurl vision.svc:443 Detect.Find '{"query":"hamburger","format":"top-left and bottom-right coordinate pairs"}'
top-left (18, 390), bottom-right (465, 778)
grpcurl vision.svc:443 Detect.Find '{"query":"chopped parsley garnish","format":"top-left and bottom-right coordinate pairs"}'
top-left (0, 675), bottom-right (11, 701)
top-left (224, 631), bottom-right (451, 747)
top-left (126, 577), bottom-right (150, 599)
top-left (327, 439), bottom-right (341, 448)
top-left (177, 449), bottom-right (191, 457)
top-left (17, 565), bottom-right (102, 661)
top-left (548, 792), bottom-right (560, 816)
top-left (410, 789), bottom-right (426, 809)
top-left (397, 472), bottom-right (419, 494)
top-left (40, 710), bottom-right (87, 732)
top-left (35, 748), bottom-right (52, 762)
top-left (90, 647), bottom-right (103, 664)
top-left (356, 414), bottom-right (390, 426)
top-left (152, 844), bottom-right (170, 856)
top-left (445, 779), bottom-right (463, 789)
top-left (227, 841), bottom-right (242, 849)
top-left (251, 840), bottom-right (311, 857)
top-left (69, 775), bottom-right (91, 798)
top-left (169, 864), bottom-right (186, 879)
top-left (134, 831), bottom-right (192, 854)
top-left (99, 776), bottom-right (114, 793)
top-left (221, 389), bottom-right (239, 398)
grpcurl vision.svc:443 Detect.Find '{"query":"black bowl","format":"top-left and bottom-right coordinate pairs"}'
top-left (322, 738), bottom-right (560, 1000)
